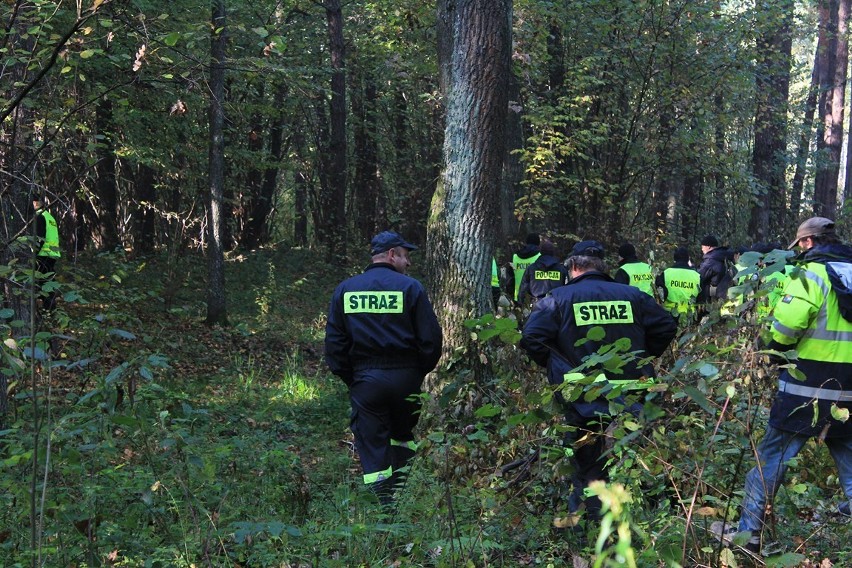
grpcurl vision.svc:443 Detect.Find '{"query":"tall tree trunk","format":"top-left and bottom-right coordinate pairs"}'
top-left (427, 0), bottom-right (510, 383)
top-left (814, 0), bottom-right (849, 218)
top-left (748, 0), bottom-right (793, 241)
top-left (240, 86), bottom-right (285, 250)
top-left (319, 0), bottom-right (347, 262)
top-left (93, 97), bottom-right (120, 251)
top-left (293, 127), bottom-right (309, 246)
top-left (352, 68), bottom-right (384, 241)
top-left (792, 47), bottom-right (821, 219)
top-left (205, 0), bottom-right (228, 325)
top-left (134, 163), bottom-right (156, 254)
top-left (500, 71), bottom-right (523, 242)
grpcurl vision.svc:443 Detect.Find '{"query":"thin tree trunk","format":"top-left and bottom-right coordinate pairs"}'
top-left (205, 0), bottom-right (228, 326)
top-left (293, 127), bottom-right (309, 246)
top-left (792, 47), bottom-right (821, 218)
top-left (134, 163), bottom-right (156, 254)
top-left (501, 71), bottom-right (523, 242)
top-left (814, 0), bottom-right (848, 218)
top-left (352, 68), bottom-right (384, 241)
top-left (93, 97), bottom-right (120, 251)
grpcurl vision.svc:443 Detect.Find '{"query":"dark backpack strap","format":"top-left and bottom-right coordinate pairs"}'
top-left (826, 261), bottom-right (852, 322)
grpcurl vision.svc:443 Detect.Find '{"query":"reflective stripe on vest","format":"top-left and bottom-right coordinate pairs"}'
top-left (513, 252), bottom-right (541, 301)
top-left (621, 262), bottom-right (654, 296)
top-left (771, 263), bottom-right (852, 363)
top-left (778, 380), bottom-right (852, 402)
top-left (663, 267), bottom-right (700, 313)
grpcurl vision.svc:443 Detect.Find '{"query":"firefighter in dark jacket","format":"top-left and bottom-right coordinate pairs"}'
top-left (613, 242), bottom-right (654, 296)
top-left (520, 240), bottom-right (678, 518)
top-left (714, 217), bottom-right (852, 553)
top-left (324, 231), bottom-right (443, 505)
top-left (517, 240), bottom-right (569, 306)
top-left (698, 234), bottom-right (734, 301)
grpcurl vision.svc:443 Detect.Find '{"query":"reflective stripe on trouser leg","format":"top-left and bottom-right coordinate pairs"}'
top-left (363, 466), bottom-right (393, 485)
top-left (349, 367), bottom-right (423, 487)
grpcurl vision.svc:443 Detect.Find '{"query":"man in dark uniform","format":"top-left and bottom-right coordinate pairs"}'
top-left (613, 242), bottom-right (654, 296)
top-left (517, 239), bottom-right (569, 306)
top-left (324, 230), bottom-right (443, 505)
top-left (521, 240), bottom-right (677, 518)
top-left (698, 234), bottom-right (734, 302)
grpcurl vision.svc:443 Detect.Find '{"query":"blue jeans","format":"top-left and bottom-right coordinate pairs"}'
top-left (739, 426), bottom-right (852, 533)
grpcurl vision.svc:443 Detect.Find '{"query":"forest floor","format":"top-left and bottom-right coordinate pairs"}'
top-left (1, 246), bottom-right (850, 567)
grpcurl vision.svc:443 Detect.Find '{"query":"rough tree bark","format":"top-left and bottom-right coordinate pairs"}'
top-left (427, 0), bottom-right (511, 383)
top-left (813, 0), bottom-right (849, 218)
top-left (748, 0), bottom-right (793, 242)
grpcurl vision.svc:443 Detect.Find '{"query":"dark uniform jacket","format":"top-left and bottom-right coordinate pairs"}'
top-left (324, 263), bottom-right (443, 384)
top-left (699, 246), bottom-right (734, 300)
top-left (518, 254), bottom-right (569, 304)
top-left (521, 271), bottom-right (678, 418)
top-left (766, 243), bottom-right (852, 438)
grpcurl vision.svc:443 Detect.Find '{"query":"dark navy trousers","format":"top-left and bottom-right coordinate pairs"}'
top-left (349, 367), bottom-right (423, 484)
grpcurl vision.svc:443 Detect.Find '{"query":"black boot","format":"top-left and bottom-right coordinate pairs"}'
top-left (369, 478), bottom-right (396, 509)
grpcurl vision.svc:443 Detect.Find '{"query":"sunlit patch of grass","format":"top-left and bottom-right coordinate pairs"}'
top-left (274, 368), bottom-right (320, 405)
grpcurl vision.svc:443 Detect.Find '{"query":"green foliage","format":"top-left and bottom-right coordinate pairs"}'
top-left (4, 242), bottom-right (851, 565)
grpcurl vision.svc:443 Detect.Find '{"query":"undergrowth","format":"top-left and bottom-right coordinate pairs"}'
top-left (0, 247), bottom-right (849, 566)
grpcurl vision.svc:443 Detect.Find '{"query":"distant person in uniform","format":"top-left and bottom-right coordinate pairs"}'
top-left (510, 233), bottom-right (541, 304)
top-left (521, 240), bottom-right (677, 519)
top-left (32, 198), bottom-right (61, 310)
top-left (698, 235), bottom-right (734, 302)
top-left (324, 231), bottom-right (443, 506)
top-left (517, 239), bottom-right (569, 306)
top-left (656, 247), bottom-right (702, 318)
top-left (613, 242), bottom-right (654, 296)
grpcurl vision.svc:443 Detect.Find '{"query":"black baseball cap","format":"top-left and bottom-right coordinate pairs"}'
top-left (570, 240), bottom-right (605, 258)
top-left (370, 231), bottom-right (418, 255)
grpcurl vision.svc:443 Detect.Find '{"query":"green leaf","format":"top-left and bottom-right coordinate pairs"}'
top-left (105, 362), bottom-right (128, 385)
top-left (109, 328), bottom-right (136, 340)
top-left (252, 27), bottom-right (269, 38)
top-left (831, 404), bottom-right (850, 423)
top-left (164, 32), bottom-right (181, 47)
top-left (79, 49), bottom-right (96, 59)
top-left (475, 403), bottom-right (502, 418)
top-left (698, 363), bottom-right (718, 377)
top-left (682, 385), bottom-right (715, 415)
top-left (765, 553), bottom-right (807, 567)
top-left (586, 326), bottom-right (605, 341)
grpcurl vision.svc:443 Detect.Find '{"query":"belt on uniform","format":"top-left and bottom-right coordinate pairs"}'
top-left (778, 380), bottom-right (852, 402)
